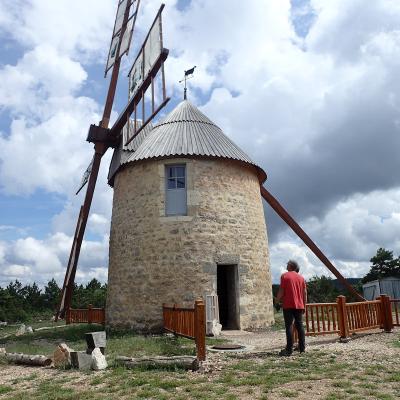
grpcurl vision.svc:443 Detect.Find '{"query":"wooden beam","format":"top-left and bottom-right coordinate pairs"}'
top-left (260, 186), bottom-right (365, 301)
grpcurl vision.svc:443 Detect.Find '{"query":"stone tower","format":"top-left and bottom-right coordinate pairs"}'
top-left (106, 100), bottom-right (274, 331)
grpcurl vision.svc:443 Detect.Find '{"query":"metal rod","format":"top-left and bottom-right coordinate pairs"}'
top-left (151, 76), bottom-right (155, 114)
top-left (110, 49), bottom-right (169, 137)
top-left (59, 147), bottom-right (105, 318)
top-left (260, 186), bottom-right (365, 301)
top-left (125, 97), bottom-right (170, 146)
top-left (57, 2), bottom-right (132, 319)
top-left (142, 90), bottom-right (145, 123)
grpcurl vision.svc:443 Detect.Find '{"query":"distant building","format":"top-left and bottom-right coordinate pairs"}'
top-left (105, 100), bottom-right (274, 332)
top-left (363, 277), bottom-right (400, 300)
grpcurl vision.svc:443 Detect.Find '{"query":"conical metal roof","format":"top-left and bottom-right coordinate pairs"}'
top-left (121, 100), bottom-right (267, 182)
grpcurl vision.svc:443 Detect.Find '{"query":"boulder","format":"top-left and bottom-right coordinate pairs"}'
top-left (15, 324), bottom-right (26, 336)
top-left (26, 326), bottom-right (33, 333)
top-left (212, 320), bottom-right (222, 337)
top-left (85, 331), bottom-right (106, 354)
top-left (71, 351), bottom-right (93, 370)
top-left (53, 343), bottom-right (73, 368)
top-left (91, 347), bottom-right (107, 370)
top-left (0, 348), bottom-right (6, 355)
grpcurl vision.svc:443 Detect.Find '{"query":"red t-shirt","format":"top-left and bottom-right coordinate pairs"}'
top-left (280, 271), bottom-right (306, 309)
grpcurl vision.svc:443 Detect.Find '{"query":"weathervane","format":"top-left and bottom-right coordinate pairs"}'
top-left (179, 66), bottom-right (196, 100)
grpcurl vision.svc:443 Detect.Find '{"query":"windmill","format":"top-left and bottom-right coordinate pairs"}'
top-left (57, 0), bottom-right (363, 323)
top-left (56, 0), bottom-right (170, 319)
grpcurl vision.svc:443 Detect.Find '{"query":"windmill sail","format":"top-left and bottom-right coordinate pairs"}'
top-left (105, 0), bottom-right (140, 76)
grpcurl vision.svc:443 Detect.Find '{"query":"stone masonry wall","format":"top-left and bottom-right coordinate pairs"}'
top-left (106, 157), bottom-right (274, 331)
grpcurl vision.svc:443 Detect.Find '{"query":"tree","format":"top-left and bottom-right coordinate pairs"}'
top-left (362, 248), bottom-right (400, 283)
top-left (43, 279), bottom-right (61, 311)
top-left (307, 275), bottom-right (340, 303)
top-left (22, 283), bottom-right (43, 312)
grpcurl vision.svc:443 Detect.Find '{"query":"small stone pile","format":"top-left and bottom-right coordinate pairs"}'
top-left (53, 331), bottom-right (107, 371)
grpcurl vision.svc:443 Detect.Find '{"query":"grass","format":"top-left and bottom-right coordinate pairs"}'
top-left (0, 321), bottom-right (225, 365)
top-left (1, 319), bottom-right (400, 399)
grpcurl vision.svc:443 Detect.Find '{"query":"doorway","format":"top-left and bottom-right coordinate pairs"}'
top-left (217, 264), bottom-right (239, 330)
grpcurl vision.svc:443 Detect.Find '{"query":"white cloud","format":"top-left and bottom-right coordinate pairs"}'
top-left (0, 233), bottom-right (108, 287)
top-left (1, 0), bottom-right (400, 288)
top-left (270, 188), bottom-right (400, 282)
top-left (2, 264), bottom-right (32, 278)
top-left (0, 0), bottom-right (115, 61)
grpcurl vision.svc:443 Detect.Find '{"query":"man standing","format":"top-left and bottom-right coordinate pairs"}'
top-left (276, 260), bottom-right (307, 356)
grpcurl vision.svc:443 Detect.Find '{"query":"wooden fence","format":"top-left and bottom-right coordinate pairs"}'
top-left (391, 299), bottom-right (400, 327)
top-left (162, 299), bottom-right (206, 361)
top-left (295, 295), bottom-right (395, 340)
top-left (65, 304), bottom-right (105, 325)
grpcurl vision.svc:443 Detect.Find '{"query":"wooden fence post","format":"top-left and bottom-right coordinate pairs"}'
top-left (173, 304), bottom-right (177, 336)
top-left (337, 296), bottom-right (349, 340)
top-left (88, 304), bottom-right (93, 324)
top-left (194, 299), bottom-right (206, 361)
top-left (380, 295), bottom-right (393, 333)
top-left (65, 308), bottom-right (71, 325)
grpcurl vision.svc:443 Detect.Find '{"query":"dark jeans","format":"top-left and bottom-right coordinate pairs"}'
top-left (283, 308), bottom-right (305, 353)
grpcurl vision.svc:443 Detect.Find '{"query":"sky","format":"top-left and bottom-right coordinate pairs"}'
top-left (0, 0), bottom-right (400, 287)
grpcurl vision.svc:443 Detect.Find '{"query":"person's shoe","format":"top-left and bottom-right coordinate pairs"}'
top-left (279, 348), bottom-right (292, 357)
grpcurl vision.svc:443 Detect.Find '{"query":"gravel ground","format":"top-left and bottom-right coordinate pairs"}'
top-left (1, 327), bottom-right (399, 399)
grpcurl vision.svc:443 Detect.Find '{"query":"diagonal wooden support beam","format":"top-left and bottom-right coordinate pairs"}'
top-left (260, 186), bottom-right (365, 301)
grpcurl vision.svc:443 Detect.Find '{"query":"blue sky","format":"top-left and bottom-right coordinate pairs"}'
top-left (1, 0), bottom-right (400, 287)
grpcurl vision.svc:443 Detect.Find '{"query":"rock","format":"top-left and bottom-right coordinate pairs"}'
top-left (53, 343), bottom-right (73, 368)
top-left (26, 326), bottom-right (33, 333)
top-left (0, 348), bottom-right (6, 355)
top-left (212, 320), bottom-right (222, 337)
top-left (86, 331), bottom-right (106, 355)
top-left (15, 324), bottom-right (26, 336)
top-left (0, 321), bottom-right (7, 326)
top-left (70, 351), bottom-right (93, 370)
top-left (91, 348), bottom-right (107, 370)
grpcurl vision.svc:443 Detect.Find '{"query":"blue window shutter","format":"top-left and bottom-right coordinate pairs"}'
top-left (166, 165), bottom-right (187, 216)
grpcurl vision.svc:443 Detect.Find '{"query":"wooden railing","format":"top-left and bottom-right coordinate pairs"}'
top-left (65, 304), bottom-right (105, 325)
top-left (391, 299), bottom-right (400, 326)
top-left (295, 295), bottom-right (395, 340)
top-left (162, 299), bottom-right (206, 361)
top-left (346, 299), bottom-right (382, 333)
top-left (305, 302), bottom-right (340, 336)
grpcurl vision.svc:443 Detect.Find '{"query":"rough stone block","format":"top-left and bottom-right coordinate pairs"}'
top-left (53, 343), bottom-right (73, 368)
top-left (15, 324), bottom-right (26, 336)
top-left (85, 331), bottom-right (106, 350)
top-left (71, 351), bottom-right (93, 370)
top-left (91, 347), bottom-right (107, 370)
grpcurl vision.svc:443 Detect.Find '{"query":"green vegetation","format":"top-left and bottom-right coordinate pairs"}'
top-left (362, 247), bottom-right (400, 283)
top-left (0, 322), bottom-right (208, 361)
top-left (1, 320), bottom-right (400, 399)
top-left (0, 278), bottom-right (106, 323)
top-left (1, 342), bottom-right (400, 399)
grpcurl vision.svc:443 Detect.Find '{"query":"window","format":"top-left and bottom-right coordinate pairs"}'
top-left (165, 165), bottom-right (187, 216)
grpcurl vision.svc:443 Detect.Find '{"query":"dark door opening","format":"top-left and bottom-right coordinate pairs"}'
top-left (217, 264), bottom-right (239, 330)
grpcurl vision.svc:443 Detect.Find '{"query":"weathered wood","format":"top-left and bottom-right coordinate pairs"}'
top-left (115, 355), bottom-right (199, 371)
top-left (5, 353), bottom-right (52, 366)
top-left (194, 299), bottom-right (206, 361)
top-left (337, 296), bottom-right (349, 339)
top-left (380, 295), bottom-right (393, 333)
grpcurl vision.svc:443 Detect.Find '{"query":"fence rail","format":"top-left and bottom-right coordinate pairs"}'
top-left (162, 299), bottom-right (206, 361)
top-left (305, 303), bottom-right (339, 335)
top-left (65, 304), bottom-right (105, 325)
top-left (346, 300), bottom-right (382, 333)
top-left (295, 295), bottom-right (395, 341)
top-left (391, 299), bottom-right (400, 326)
